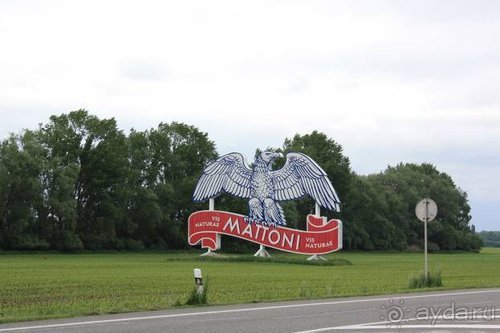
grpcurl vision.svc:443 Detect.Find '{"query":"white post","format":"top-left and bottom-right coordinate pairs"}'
top-left (194, 268), bottom-right (203, 295)
top-left (307, 203), bottom-right (327, 261)
top-left (201, 198), bottom-right (218, 256)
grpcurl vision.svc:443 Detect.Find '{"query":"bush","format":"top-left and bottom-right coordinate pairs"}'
top-left (55, 231), bottom-right (84, 252)
top-left (185, 277), bottom-right (208, 305)
top-left (124, 239), bottom-right (145, 251)
top-left (408, 270), bottom-right (442, 289)
top-left (12, 235), bottom-right (50, 251)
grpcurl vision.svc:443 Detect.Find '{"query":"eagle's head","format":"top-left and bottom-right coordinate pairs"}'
top-left (259, 151), bottom-right (283, 165)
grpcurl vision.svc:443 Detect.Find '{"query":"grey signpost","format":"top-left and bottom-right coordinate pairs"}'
top-left (415, 198), bottom-right (438, 281)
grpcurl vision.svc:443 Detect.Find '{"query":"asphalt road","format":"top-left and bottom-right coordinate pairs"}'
top-left (1, 288), bottom-right (499, 333)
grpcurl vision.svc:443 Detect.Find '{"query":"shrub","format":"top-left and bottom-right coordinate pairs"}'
top-left (124, 239), bottom-right (144, 251)
top-left (408, 270), bottom-right (442, 289)
top-left (185, 277), bottom-right (208, 305)
top-left (12, 235), bottom-right (50, 251)
top-left (57, 232), bottom-right (84, 252)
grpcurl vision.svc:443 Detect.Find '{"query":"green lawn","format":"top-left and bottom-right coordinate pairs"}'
top-left (1, 248), bottom-right (500, 323)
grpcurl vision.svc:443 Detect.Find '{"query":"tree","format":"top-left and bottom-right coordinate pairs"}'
top-left (364, 163), bottom-right (481, 251)
top-left (144, 122), bottom-right (217, 248)
top-left (38, 110), bottom-right (129, 250)
top-left (478, 231), bottom-right (500, 247)
top-left (280, 131), bottom-right (353, 230)
top-left (0, 112), bottom-right (481, 252)
top-left (0, 132), bottom-right (49, 250)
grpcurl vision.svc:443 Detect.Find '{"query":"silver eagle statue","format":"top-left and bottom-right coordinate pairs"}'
top-left (193, 151), bottom-right (340, 226)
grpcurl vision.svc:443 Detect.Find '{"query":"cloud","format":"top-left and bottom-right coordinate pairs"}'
top-left (120, 61), bottom-right (168, 81)
top-left (0, 0), bottom-right (499, 229)
top-left (285, 77), bottom-right (310, 94)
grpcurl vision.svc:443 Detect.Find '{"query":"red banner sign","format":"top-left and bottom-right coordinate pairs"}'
top-left (188, 210), bottom-right (342, 255)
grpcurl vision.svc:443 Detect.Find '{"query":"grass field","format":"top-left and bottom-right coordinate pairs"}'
top-left (1, 248), bottom-right (500, 323)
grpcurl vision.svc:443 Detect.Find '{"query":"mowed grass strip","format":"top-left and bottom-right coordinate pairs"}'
top-left (1, 248), bottom-right (500, 323)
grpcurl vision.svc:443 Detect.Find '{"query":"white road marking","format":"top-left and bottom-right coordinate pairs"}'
top-left (292, 328), bottom-right (341, 333)
top-left (273, 308), bottom-right (369, 320)
top-left (294, 322), bottom-right (500, 332)
top-left (332, 324), bottom-right (500, 330)
top-left (295, 306), bottom-right (500, 332)
top-left (186, 316), bottom-right (248, 324)
top-left (0, 289), bottom-right (499, 332)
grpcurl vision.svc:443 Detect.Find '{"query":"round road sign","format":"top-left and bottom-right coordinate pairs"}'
top-left (415, 198), bottom-right (438, 223)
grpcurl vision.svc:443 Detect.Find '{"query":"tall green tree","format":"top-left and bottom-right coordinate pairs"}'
top-left (365, 163), bottom-right (480, 251)
top-left (280, 131), bottom-right (353, 229)
top-left (0, 132), bottom-right (48, 249)
top-left (144, 122), bottom-right (217, 248)
top-left (39, 110), bottom-right (129, 250)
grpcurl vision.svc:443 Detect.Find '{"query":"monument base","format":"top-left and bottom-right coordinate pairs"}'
top-left (200, 249), bottom-right (218, 257)
top-left (254, 245), bottom-right (271, 257)
top-left (306, 254), bottom-right (327, 261)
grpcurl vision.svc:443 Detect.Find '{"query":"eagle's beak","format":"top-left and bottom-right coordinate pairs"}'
top-left (275, 152), bottom-right (284, 159)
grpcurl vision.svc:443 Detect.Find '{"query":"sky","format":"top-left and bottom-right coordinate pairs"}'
top-left (1, 0), bottom-right (499, 231)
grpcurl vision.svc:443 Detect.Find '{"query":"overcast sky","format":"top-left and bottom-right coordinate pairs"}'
top-left (1, 0), bottom-right (499, 231)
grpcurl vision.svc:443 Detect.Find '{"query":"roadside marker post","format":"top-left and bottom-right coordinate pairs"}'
top-left (194, 268), bottom-right (203, 295)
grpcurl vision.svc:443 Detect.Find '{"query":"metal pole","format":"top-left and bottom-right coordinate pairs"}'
top-left (315, 203), bottom-right (320, 217)
top-left (424, 199), bottom-right (429, 283)
top-left (201, 198), bottom-right (217, 256)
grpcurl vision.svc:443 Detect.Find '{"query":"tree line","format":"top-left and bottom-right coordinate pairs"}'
top-left (0, 110), bottom-right (482, 252)
top-left (478, 231), bottom-right (500, 247)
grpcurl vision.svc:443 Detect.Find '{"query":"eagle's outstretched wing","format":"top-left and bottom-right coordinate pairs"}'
top-left (193, 153), bottom-right (253, 201)
top-left (270, 153), bottom-right (341, 212)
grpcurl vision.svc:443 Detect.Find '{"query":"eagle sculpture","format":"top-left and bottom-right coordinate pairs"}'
top-left (193, 151), bottom-right (341, 226)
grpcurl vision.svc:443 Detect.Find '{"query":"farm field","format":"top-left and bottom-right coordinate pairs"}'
top-left (1, 248), bottom-right (500, 323)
